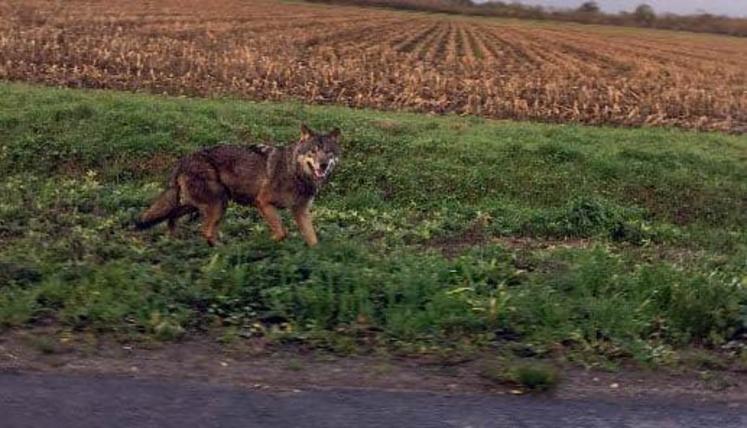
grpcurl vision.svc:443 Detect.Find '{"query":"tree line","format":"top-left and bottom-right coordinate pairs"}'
top-left (306, 0), bottom-right (747, 37)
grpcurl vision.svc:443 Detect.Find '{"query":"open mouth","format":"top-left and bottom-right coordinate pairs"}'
top-left (307, 161), bottom-right (326, 180)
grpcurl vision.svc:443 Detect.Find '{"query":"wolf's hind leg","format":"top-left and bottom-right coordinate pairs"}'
top-left (167, 205), bottom-right (197, 236)
top-left (167, 218), bottom-right (178, 236)
top-left (183, 174), bottom-right (228, 246)
top-left (198, 202), bottom-right (226, 246)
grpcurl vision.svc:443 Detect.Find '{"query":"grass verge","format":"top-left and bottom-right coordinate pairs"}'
top-left (0, 82), bottom-right (746, 366)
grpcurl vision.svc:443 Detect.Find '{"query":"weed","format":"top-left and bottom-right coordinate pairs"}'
top-left (285, 359), bottom-right (304, 371)
top-left (26, 336), bottom-right (62, 355)
top-left (480, 359), bottom-right (560, 392)
top-left (509, 363), bottom-right (560, 392)
top-left (680, 350), bottom-right (729, 371)
top-left (217, 327), bottom-right (240, 345)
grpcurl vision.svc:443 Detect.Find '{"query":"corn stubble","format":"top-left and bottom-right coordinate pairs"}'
top-left (1, 0), bottom-right (745, 132)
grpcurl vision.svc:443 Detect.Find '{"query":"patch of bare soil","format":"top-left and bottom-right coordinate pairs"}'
top-left (426, 213), bottom-right (595, 259)
top-left (432, 228), bottom-right (710, 270)
top-left (428, 231), bottom-right (486, 259)
top-left (491, 236), bottom-right (592, 251)
top-left (426, 218), bottom-right (490, 258)
top-left (1, 328), bottom-right (745, 407)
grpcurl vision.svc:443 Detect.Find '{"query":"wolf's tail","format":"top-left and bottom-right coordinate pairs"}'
top-left (135, 187), bottom-right (180, 230)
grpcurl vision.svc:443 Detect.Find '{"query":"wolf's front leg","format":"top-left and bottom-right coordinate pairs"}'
top-left (292, 204), bottom-right (318, 247)
top-left (257, 202), bottom-right (287, 241)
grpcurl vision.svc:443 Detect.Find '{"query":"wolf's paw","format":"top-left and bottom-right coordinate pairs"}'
top-left (271, 231), bottom-right (288, 242)
top-left (204, 235), bottom-right (220, 247)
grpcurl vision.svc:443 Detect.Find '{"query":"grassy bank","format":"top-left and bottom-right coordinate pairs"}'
top-left (1, 83), bottom-right (745, 364)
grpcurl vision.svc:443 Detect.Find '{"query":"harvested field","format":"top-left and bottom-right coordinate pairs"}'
top-left (1, 0), bottom-right (746, 131)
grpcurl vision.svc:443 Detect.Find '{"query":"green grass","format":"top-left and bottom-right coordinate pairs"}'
top-left (480, 359), bottom-right (560, 392)
top-left (1, 82), bottom-right (746, 364)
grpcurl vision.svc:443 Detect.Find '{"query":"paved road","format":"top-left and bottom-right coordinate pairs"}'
top-left (0, 373), bottom-right (744, 428)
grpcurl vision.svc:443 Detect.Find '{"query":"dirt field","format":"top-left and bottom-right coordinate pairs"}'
top-left (1, 0), bottom-right (746, 132)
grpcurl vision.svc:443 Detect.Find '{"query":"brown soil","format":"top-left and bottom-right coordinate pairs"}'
top-left (492, 236), bottom-right (592, 251)
top-left (1, 328), bottom-right (745, 406)
top-left (426, 221), bottom-right (488, 258)
top-left (427, 224), bottom-right (593, 259)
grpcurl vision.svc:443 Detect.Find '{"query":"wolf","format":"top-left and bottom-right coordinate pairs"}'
top-left (135, 124), bottom-right (341, 246)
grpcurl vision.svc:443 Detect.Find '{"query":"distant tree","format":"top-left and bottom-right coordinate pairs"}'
top-left (634, 4), bottom-right (656, 24)
top-left (577, 1), bottom-right (600, 14)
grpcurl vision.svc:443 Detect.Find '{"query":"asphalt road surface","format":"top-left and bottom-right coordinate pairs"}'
top-left (0, 373), bottom-right (744, 428)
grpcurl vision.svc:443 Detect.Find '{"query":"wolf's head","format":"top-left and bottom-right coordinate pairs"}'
top-left (295, 124), bottom-right (341, 182)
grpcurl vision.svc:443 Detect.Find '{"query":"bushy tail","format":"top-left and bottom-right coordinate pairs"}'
top-left (135, 187), bottom-right (179, 230)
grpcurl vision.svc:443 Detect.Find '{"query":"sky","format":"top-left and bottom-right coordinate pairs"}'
top-left (489, 1), bottom-right (747, 17)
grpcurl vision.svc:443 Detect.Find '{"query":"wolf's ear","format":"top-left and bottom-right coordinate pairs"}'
top-left (328, 127), bottom-right (341, 142)
top-left (300, 123), bottom-right (314, 140)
